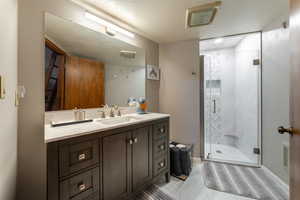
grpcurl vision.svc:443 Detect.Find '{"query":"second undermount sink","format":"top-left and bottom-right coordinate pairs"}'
top-left (95, 115), bottom-right (143, 125)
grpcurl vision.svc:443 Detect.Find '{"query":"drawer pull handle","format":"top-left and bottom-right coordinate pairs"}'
top-left (159, 162), bottom-right (165, 167)
top-left (160, 145), bottom-right (165, 150)
top-left (78, 153), bottom-right (86, 161)
top-left (134, 137), bottom-right (138, 143)
top-left (78, 183), bottom-right (86, 191)
top-left (159, 128), bottom-right (165, 133)
top-left (129, 139), bottom-right (133, 145)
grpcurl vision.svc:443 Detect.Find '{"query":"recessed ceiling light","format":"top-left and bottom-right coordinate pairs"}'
top-left (214, 38), bottom-right (224, 44)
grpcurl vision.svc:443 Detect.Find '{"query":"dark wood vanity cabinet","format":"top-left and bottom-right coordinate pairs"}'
top-left (47, 118), bottom-right (169, 200)
top-left (131, 126), bottom-right (153, 191)
top-left (102, 126), bottom-right (152, 200)
top-left (102, 132), bottom-right (131, 200)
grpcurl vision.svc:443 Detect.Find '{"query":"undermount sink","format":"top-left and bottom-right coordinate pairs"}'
top-left (95, 116), bottom-right (142, 125)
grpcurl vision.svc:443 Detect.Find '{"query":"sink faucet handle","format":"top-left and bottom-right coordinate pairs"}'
top-left (112, 105), bottom-right (119, 110)
top-left (109, 108), bottom-right (115, 117)
top-left (117, 109), bottom-right (121, 117)
top-left (102, 104), bottom-right (109, 110)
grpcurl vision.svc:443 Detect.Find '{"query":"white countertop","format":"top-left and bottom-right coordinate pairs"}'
top-left (45, 113), bottom-right (170, 143)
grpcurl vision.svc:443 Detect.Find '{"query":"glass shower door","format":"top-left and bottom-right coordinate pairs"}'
top-left (203, 55), bottom-right (222, 160)
top-left (204, 55), bottom-right (212, 159)
top-left (202, 47), bottom-right (261, 166)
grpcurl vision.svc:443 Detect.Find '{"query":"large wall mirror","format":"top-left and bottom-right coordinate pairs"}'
top-left (44, 13), bottom-right (146, 111)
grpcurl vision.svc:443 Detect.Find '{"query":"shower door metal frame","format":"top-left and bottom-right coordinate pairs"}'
top-left (199, 31), bottom-right (262, 167)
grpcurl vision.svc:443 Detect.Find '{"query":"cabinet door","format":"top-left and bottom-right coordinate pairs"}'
top-left (132, 126), bottom-right (152, 191)
top-left (102, 132), bottom-right (131, 200)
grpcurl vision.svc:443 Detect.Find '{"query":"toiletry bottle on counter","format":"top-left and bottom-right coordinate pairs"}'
top-left (128, 97), bottom-right (138, 107)
top-left (74, 108), bottom-right (86, 121)
top-left (74, 108), bottom-right (80, 121)
top-left (138, 97), bottom-right (147, 114)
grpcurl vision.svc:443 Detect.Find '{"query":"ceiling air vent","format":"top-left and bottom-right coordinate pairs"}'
top-left (186, 1), bottom-right (222, 28)
top-left (120, 50), bottom-right (136, 59)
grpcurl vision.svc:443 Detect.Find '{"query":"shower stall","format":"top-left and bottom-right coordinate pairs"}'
top-left (200, 32), bottom-right (262, 166)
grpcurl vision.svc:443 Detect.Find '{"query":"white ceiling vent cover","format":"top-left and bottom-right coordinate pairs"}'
top-left (186, 1), bottom-right (222, 28)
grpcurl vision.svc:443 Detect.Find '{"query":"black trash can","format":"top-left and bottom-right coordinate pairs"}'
top-left (169, 142), bottom-right (193, 179)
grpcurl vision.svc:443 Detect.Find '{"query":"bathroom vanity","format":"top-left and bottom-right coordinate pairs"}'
top-left (46, 113), bottom-right (170, 200)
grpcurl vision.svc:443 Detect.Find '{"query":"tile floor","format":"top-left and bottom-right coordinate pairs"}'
top-left (158, 160), bottom-right (254, 200)
top-left (205, 143), bottom-right (255, 164)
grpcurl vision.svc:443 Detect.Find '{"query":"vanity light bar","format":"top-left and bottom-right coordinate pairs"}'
top-left (85, 12), bottom-right (135, 38)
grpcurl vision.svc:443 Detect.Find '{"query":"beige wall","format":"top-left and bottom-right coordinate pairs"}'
top-left (159, 40), bottom-right (201, 156)
top-left (18, 0), bottom-right (159, 199)
top-left (0, 0), bottom-right (18, 199)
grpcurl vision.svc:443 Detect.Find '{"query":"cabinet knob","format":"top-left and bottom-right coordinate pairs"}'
top-left (78, 153), bottom-right (86, 161)
top-left (160, 145), bottom-right (165, 150)
top-left (134, 137), bottom-right (138, 143)
top-left (159, 162), bottom-right (165, 167)
top-left (78, 183), bottom-right (86, 191)
top-left (159, 128), bottom-right (165, 133)
top-left (128, 139), bottom-right (133, 145)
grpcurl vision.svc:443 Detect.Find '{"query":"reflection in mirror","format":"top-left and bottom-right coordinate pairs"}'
top-left (44, 13), bottom-right (145, 111)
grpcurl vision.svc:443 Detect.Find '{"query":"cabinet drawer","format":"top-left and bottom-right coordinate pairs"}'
top-left (153, 156), bottom-right (168, 176)
top-left (153, 139), bottom-right (168, 157)
top-left (60, 167), bottom-right (99, 200)
top-left (59, 138), bottom-right (99, 177)
top-left (153, 122), bottom-right (168, 140)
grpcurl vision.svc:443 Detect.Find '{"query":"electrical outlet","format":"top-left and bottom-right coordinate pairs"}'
top-left (0, 76), bottom-right (5, 99)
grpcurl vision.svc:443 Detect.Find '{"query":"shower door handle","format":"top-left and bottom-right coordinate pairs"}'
top-left (213, 99), bottom-right (216, 114)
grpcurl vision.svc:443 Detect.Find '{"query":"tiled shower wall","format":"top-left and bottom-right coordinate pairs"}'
top-left (203, 49), bottom-right (236, 145)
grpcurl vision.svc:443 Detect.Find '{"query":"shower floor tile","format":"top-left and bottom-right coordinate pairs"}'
top-left (205, 143), bottom-right (254, 164)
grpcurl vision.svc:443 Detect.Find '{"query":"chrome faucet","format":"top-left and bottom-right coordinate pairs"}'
top-left (99, 104), bottom-right (121, 118)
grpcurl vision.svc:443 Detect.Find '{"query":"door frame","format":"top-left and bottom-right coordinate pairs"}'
top-left (289, 0), bottom-right (300, 198)
top-left (45, 38), bottom-right (66, 111)
top-left (199, 31), bottom-right (263, 167)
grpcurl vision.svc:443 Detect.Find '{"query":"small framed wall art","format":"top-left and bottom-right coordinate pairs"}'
top-left (147, 65), bottom-right (160, 80)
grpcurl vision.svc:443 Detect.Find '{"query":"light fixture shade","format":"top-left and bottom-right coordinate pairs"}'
top-left (186, 1), bottom-right (222, 28)
top-left (85, 12), bottom-right (135, 38)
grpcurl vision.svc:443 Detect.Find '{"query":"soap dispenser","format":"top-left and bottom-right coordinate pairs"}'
top-left (137, 97), bottom-right (147, 114)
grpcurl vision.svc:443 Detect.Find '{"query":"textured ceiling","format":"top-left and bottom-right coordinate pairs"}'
top-left (79, 0), bottom-right (288, 43)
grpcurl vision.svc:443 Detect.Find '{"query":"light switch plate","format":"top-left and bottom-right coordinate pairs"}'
top-left (0, 76), bottom-right (5, 99)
